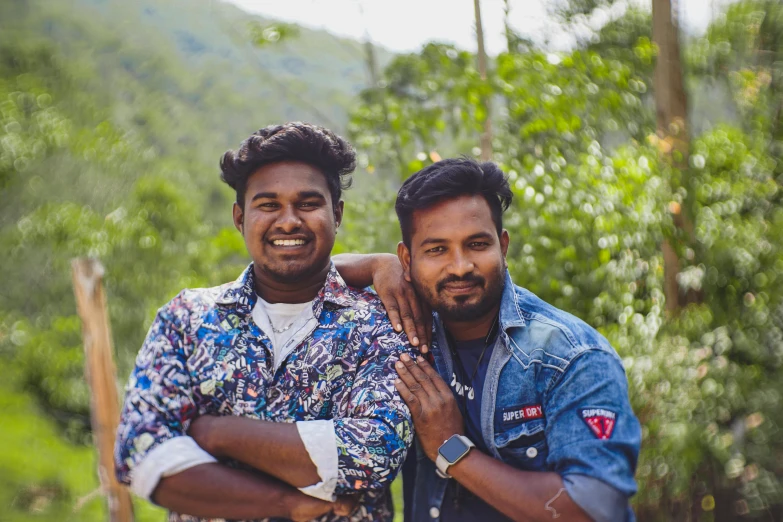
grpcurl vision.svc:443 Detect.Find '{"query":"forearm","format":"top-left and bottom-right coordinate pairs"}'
top-left (448, 451), bottom-right (592, 522)
top-left (202, 417), bottom-right (321, 488)
top-left (152, 463), bottom-right (299, 519)
top-left (332, 253), bottom-right (395, 288)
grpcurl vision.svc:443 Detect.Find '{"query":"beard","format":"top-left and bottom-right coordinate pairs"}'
top-left (411, 264), bottom-right (506, 323)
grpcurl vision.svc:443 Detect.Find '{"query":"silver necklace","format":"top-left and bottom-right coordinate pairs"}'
top-left (270, 320), bottom-right (295, 334)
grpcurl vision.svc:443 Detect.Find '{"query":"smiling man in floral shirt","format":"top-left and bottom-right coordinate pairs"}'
top-left (114, 123), bottom-right (414, 522)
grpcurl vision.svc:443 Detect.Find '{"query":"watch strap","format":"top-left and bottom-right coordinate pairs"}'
top-left (435, 454), bottom-right (451, 478)
top-left (435, 435), bottom-right (475, 478)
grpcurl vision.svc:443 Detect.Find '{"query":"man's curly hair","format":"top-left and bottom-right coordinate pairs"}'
top-left (220, 122), bottom-right (356, 208)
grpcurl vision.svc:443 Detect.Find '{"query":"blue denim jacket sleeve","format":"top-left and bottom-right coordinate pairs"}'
top-left (544, 348), bottom-right (641, 498)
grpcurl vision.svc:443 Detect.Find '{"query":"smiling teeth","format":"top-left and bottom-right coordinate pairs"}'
top-left (273, 239), bottom-right (306, 246)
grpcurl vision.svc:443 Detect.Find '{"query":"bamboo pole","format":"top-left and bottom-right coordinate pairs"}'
top-left (72, 258), bottom-right (134, 522)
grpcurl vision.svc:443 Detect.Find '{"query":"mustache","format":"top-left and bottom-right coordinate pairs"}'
top-left (436, 273), bottom-right (485, 292)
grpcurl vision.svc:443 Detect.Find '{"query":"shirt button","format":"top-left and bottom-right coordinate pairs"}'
top-left (429, 506), bottom-right (440, 519)
top-left (526, 446), bottom-right (539, 459)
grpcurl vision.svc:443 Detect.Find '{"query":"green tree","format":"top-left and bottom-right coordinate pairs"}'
top-left (349, 2), bottom-right (783, 519)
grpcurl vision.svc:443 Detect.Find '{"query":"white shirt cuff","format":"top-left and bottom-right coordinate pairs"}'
top-left (129, 435), bottom-right (218, 500)
top-left (296, 420), bottom-right (339, 501)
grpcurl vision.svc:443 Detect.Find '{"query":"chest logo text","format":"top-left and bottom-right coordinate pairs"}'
top-left (501, 404), bottom-right (544, 425)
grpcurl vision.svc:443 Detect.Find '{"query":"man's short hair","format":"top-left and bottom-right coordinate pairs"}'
top-left (395, 157), bottom-right (513, 246)
top-left (220, 122), bottom-right (356, 208)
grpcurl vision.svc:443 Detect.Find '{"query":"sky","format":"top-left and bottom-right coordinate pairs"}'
top-left (223, 0), bottom-right (734, 55)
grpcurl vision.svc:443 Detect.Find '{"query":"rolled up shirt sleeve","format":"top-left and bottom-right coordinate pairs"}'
top-left (563, 473), bottom-right (633, 522)
top-left (296, 420), bottom-right (339, 501)
top-left (544, 349), bottom-right (641, 502)
top-left (130, 436), bottom-right (217, 500)
top-left (332, 323), bottom-right (415, 494)
top-left (114, 292), bottom-right (202, 495)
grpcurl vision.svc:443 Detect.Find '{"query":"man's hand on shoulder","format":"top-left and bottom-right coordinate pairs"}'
top-left (370, 253), bottom-right (432, 352)
top-left (334, 252), bottom-right (432, 351)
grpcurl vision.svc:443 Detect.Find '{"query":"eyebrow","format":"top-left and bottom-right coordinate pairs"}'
top-left (250, 191), bottom-right (328, 202)
top-left (419, 237), bottom-right (447, 247)
top-left (465, 232), bottom-right (494, 241)
top-left (419, 231), bottom-right (494, 248)
top-left (251, 192), bottom-right (278, 201)
top-left (298, 191), bottom-right (328, 200)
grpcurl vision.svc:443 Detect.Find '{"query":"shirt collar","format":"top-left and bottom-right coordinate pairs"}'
top-left (216, 262), bottom-right (357, 316)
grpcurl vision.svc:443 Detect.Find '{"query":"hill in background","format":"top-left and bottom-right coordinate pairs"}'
top-left (2, 0), bottom-right (391, 218)
top-left (0, 2), bottom-right (397, 518)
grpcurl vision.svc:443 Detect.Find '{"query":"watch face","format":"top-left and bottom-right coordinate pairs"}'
top-left (439, 436), bottom-right (469, 463)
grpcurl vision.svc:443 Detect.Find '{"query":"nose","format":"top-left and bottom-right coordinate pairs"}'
top-left (447, 248), bottom-right (475, 278)
top-left (275, 204), bottom-right (303, 233)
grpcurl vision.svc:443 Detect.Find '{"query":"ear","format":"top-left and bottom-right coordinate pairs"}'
top-left (334, 200), bottom-right (344, 229)
top-left (397, 241), bottom-right (412, 283)
top-left (500, 229), bottom-right (510, 266)
top-left (232, 202), bottom-right (244, 234)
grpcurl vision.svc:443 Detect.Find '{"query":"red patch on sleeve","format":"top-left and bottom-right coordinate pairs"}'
top-left (580, 408), bottom-right (617, 440)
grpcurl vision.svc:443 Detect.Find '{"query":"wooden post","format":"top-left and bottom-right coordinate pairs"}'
top-left (474, 0), bottom-right (493, 161)
top-left (72, 258), bottom-right (134, 522)
top-left (652, 0), bottom-right (695, 313)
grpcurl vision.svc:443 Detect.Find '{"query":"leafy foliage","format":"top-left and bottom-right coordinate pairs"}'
top-left (0, 0), bottom-right (383, 519)
top-left (347, 2), bottom-right (783, 519)
top-left (4, 0), bottom-right (783, 520)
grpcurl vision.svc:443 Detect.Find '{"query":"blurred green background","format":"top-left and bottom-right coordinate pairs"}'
top-left (3, 0), bottom-right (783, 520)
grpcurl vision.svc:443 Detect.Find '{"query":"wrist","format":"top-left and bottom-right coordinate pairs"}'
top-left (427, 448), bottom-right (439, 462)
top-left (370, 253), bottom-right (396, 279)
top-left (197, 416), bottom-right (226, 457)
top-left (277, 489), bottom-right (299, 519)
top-left (429, 429), bottom-right (464, 460)
top-left (434, 434), bottom-right (474, 477)
top-left (446, 446), bottom-right (479, 476)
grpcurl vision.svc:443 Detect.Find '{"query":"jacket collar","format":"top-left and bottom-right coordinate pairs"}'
top-left (215, 262), bottom-right (355, 316)
top-left (498, 269), bottom-right (526, 331)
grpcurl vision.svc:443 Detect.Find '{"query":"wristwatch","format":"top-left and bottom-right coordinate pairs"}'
top-left (435, 434), bottom-right (475, 478)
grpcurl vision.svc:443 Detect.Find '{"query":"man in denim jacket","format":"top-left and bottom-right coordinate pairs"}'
top-left (336, 158), bottom-right (641, 522)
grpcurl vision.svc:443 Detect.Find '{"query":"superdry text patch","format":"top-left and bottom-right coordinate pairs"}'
top-left (501, 404), bottom-right (544, 426)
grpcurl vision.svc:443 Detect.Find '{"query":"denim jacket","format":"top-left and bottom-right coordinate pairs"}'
top-left (406, 271), bottom-right (641, 522)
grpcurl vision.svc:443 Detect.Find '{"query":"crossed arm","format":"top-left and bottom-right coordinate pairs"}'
top-left (115, 300), bottom-right (344, 521)
top-left (115, 293), bottom-right (411, 520)
top-left (187, 417), bottom-right (321, 488)
top-left (185, 331), bottom-right (414, 499)
top-left (152, 462), bottom-right (341, 521)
